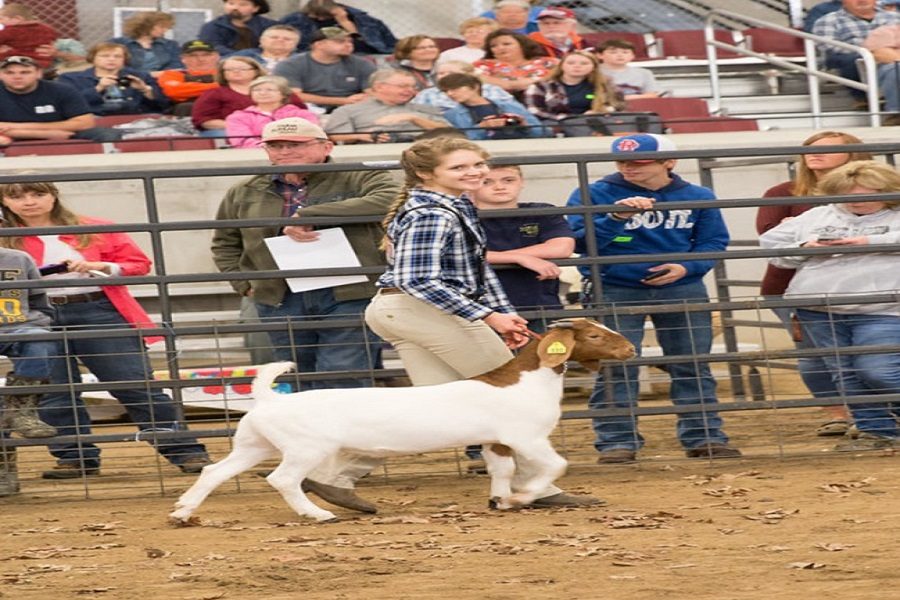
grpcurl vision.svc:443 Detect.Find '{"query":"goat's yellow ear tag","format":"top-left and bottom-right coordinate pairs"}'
top-left (546, 341), bottom-right (568, 355)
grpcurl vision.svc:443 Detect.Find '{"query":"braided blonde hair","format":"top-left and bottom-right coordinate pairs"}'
top-left (380, 136), bottom-right (491, 251)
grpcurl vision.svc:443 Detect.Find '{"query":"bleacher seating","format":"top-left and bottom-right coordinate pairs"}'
top-left (433, 37), bottom-right (465, 52)
top-left (742, 27), bottom-right (805, 57)
top-left (2, 140), bottom-right (106, 157)
top-left (654, 29), bottom-right (742, 59)
top-left (625, 97), bottom-right (758, 133)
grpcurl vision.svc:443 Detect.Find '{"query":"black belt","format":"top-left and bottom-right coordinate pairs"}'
top-left (379, 287), bottom-right (404, 295)
top-left (48, 291), bottom-right (106, 305)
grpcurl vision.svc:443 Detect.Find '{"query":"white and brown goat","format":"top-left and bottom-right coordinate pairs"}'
top-left (170, 318), bottom-right (635, 523)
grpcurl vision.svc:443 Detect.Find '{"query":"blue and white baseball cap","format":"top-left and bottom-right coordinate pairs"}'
top-left (610, 133), bottom-right (677, 162)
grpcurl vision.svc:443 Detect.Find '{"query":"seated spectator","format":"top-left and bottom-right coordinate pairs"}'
top-left (886, 0), bottom-right (900, 12)
top-left (437, 17), bottom-right (498, 65)
top-left (156, 40), bottom-right (221, 106)
top-left (232, 24), bottom-right (301, 71)
top-left (58, 43), bottom-right (169, 116)
top-left (804, 0), bottom-right (842, 32)
top-left (47, 38), bottom-right (88, 73)
top-left (191, 56), bottom-right (268, 136)
top-left (111, 11), bottom-right (183, 75)
top-left (438, 73), bottom-right (544, 140)
top-left (474, 29), bottom-right (558, 98)
top-left (482, 0), bottom-right (540, 35)
top-left (597, 39), bottom-right (660, 99)
top-left (413, 60), bottom-right (516, 110)
top-left (199, 0), bottom-right (277, 56)
top-left (0, 55), bottom-right (119, 146)
top-left (274, 26), bottom-right (375, 112)
top-left (0, 3), bottom-right (58, 68)
top-left (325, 69), bottom-right (449, 143)
top-left (759, 160), bottom-right (900, 451)
top-left (280, 0), bottom-right (396, 54)
top-left (812, 0), bottom-right (900, 102)
top-left (863, 23), bottom-right (900, 125)
top-left (392, 35), bottom-right (440, 90)
top-left (529, 6), bottom-right (585, 59)
top-left (225, 75), bottom-right (319, 148)
top-left (524, 51), bottom-right (623, 126)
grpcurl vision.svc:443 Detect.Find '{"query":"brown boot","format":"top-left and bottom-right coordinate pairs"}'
top-left (0, 446), bottom-right (19, 497)
top-left (2, 373), bottom-right (57, 438)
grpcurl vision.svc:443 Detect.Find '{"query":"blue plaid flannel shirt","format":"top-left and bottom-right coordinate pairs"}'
top-left (812, 8), bottom-right (900, 54)
top-left (377, 188), bottom-right (516, 321)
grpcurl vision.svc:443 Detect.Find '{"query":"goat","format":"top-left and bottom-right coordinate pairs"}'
top-left (169, 318), bottom-right (635, 523)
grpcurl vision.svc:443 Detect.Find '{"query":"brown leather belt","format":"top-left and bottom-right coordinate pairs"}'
top-left (379, 287), bottom-right (404, 295)
top-left (48, 291), bottom-right (106, 305)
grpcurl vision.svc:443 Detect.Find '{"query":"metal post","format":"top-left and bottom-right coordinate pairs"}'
top-left (705, 18), bottom-right (722, 111)
top-left (804, 38), bottom-right (823, 129)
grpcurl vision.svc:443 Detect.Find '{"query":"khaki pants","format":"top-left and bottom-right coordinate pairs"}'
top-left (318, 291), bottom-right (561, 498)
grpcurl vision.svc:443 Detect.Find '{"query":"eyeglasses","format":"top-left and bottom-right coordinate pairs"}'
top-left (414, 44), bottom-right (439, 50)
top-left (223, 67), bottom-right (256, 72)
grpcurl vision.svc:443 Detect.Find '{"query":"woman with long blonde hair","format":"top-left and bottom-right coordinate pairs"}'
top-left (760, 161), bottom-right (900, 451)
top-left (756, 131), bottom-right (873, 437)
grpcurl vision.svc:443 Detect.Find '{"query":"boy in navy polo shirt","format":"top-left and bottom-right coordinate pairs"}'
top-left (472, 164), bottom-right (575, 331)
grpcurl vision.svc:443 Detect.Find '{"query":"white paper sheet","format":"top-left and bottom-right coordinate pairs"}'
top-left (264, 228), bottom-right (368, 293)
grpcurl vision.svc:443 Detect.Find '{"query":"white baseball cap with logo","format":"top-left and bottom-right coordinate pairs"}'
top-left (262, 118), bottom-right (328, 143)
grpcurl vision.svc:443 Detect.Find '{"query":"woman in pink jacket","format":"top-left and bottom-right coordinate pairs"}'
top-left (0, 182), bottom-right (210, 480)
top-left (225, 75), bottom-right (320, 148)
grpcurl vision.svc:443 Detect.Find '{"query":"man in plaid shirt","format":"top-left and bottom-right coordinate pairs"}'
top-left (812, 0), bottom-right (900, 100)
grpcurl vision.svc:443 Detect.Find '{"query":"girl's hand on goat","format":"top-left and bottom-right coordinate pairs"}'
top-left (484, 312), bottom-right (530, 348)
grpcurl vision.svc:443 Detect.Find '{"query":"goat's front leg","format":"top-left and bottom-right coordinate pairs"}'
top-left (169, 445), bottom-right (274, 523)
top-left (482, 444), bottom-right (516, 509)
top-left (267, 450), bottom-right (339, 522)
top-left (504, 438), bottom-right (568, 507)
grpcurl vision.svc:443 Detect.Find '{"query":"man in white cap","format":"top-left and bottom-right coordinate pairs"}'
top-left (528, 6), bottom-right (585, 58)
top-left (211, 117), bottom-right (398, 513)
top-left (565, 133), bottom-right (741, 464)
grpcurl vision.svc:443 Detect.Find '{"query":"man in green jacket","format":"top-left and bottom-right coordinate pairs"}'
top-left (212, 117), bottom-right (398, 389)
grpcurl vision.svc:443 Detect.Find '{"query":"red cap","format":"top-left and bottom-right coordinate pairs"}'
top-left (537, 7), bottom-right (576, 20)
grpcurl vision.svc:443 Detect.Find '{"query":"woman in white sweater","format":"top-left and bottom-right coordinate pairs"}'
top-left (759, 161), bottom-right (900, 450)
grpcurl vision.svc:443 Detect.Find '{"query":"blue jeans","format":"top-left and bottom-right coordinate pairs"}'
top-left (255, 288), bottom-right (381, 390)
top-left (0, 326), bottom-right (61, 379)
top-left (768, 302), bottom-right (837, 398)
top-left (588, 281), bottom-right (729, 452)
top-left (796, 309), bottom-right (900, 438)
top-left (38, 298), bottom-right (207, 469)
top-left (877, 62), bottom-right (899, 112)
top-left (825, 51), bottom-right (865, 100)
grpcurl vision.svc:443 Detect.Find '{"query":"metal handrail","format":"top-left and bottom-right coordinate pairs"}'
top-left (704, 8), bottom-right (881, 127)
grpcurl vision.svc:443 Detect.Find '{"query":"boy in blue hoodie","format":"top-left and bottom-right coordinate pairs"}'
top-left (566, 133), bottom-right (741, 464)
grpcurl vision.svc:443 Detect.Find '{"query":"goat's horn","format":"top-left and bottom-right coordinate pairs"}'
top-left (547, 321), bottom-right (575, 330)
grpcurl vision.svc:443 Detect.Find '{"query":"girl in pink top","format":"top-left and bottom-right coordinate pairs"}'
top-left (225, 75), bottom-right (320, 148)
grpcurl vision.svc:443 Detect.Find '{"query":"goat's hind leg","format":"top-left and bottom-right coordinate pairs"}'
top-left (169, 444), bottom-right (275, 523)
top-left (482, 444), bottom-right (516, 510)
top-left (266, 448), bottom-right (339, 522)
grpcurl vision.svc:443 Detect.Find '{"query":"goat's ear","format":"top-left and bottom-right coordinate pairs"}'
top-left (537, 327), bottom-right (576, 368)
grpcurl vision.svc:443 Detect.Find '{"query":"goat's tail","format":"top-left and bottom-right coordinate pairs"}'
top-left (252, 361), bottom-right (296, 403)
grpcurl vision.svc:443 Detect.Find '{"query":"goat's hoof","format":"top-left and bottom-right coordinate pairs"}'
top-left (168, 514), bottom-right (201, 527)
top-left (312, 512), bottom-right (339, 523)
top-left (506, 493), bottom-right (535, 507)
top-left (488, 496), bottom-right (515, 511)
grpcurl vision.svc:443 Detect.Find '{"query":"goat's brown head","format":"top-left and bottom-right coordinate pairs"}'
top-left (536, 318), bottom-right (635, 371)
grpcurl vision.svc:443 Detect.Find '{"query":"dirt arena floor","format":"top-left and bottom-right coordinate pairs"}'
top-left (3, 397), bottom-right (898, 600)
